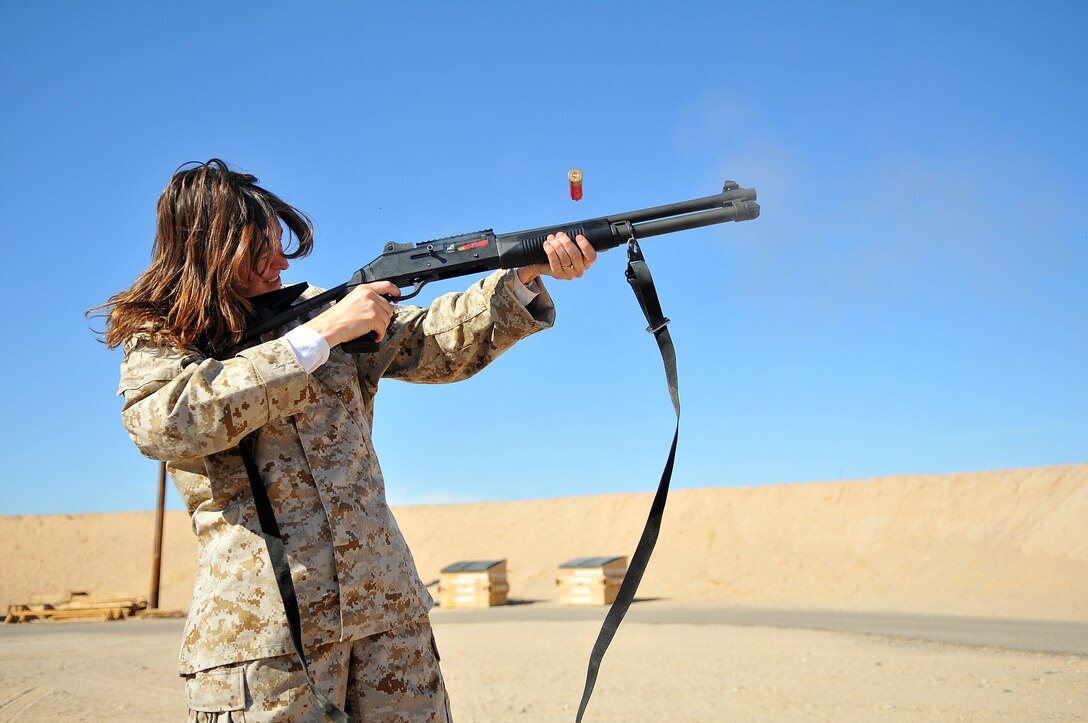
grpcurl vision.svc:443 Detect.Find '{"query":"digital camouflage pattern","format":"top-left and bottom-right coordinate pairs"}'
top-left (119, 270), bottom-right (554, 674)
top-left (185, 616), bottom-right (450, 722)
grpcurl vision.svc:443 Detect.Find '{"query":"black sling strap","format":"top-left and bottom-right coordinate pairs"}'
top-left (575, 237), bottom-right (680, 722)
top-left (240, 440), bottom-right (354, 723)
top-left (231, 288), bottom-right (353, 721)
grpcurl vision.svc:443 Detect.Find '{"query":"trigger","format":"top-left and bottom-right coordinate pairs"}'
top-left (394, 280), bottom-right (428, 302)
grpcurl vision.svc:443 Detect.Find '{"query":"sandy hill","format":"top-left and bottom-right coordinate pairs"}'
top-left (2, 464), bottom-right (1085, 620)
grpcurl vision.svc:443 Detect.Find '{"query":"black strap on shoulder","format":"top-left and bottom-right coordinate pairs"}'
top-left (240, 439), bottom-right (354, 723)
top-left (575, 236), bottom-right (680, 722)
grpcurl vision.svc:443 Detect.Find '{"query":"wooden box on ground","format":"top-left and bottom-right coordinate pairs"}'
top-left (4, 592), bottom-right (149, 624)
top-left (438, 560), bottom-right (509, 608)
top-left (557, 556), bottom-right (627, 606)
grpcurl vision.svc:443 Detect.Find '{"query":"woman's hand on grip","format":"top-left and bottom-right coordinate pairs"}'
top-left (305, 282), bottom-right (401, 348)
top-left (516, 232), bottom-right (598, 285)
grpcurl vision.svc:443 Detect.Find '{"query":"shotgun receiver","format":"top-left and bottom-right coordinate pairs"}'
top-left (244, 181), bottom-right (759, 351)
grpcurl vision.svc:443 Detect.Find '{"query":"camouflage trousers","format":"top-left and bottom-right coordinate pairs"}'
top-left (184, 616), bottom-right (452, 722)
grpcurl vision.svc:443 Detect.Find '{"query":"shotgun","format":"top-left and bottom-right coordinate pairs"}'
top-left (244, 181), bottom-right (759, 352)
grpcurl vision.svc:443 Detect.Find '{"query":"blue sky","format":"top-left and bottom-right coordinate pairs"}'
top-left (1, 2), bottom-right (1084, 515)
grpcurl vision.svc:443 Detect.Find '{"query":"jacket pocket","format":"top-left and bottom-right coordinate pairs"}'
top-left (185, 664), bottom-right (245, 712)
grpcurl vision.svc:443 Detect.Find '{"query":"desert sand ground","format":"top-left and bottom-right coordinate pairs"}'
top-left (1, 609), bottom-right (1086, 721)
top-left (1, 464), bottom-right (1086, 720)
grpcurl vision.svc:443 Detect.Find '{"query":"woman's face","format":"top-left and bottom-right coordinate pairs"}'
top-left (240, 220), bottom-right (289, 298)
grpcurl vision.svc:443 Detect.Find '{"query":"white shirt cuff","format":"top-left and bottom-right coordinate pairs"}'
top-left (283, 325), bottom-right (331, 373)
top-left (511, 274), bottom-right (540, 307)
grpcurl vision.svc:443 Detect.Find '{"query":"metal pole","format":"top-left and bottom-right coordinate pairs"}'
top-left (150, 462), bottom-right (166, 610)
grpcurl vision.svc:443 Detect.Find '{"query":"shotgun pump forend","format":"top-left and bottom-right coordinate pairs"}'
top-left (243, 181), bottom-right (758, 350)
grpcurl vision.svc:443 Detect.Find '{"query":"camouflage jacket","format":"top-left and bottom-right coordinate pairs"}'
top-left (118, 270), bottom-right (554, 673)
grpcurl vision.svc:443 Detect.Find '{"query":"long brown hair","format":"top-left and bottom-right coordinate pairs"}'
top-left (91, 159), bottom-right (313, 351)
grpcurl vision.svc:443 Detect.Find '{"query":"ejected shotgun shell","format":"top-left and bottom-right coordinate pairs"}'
top-left (568, 168), bottom-right (583, 201)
